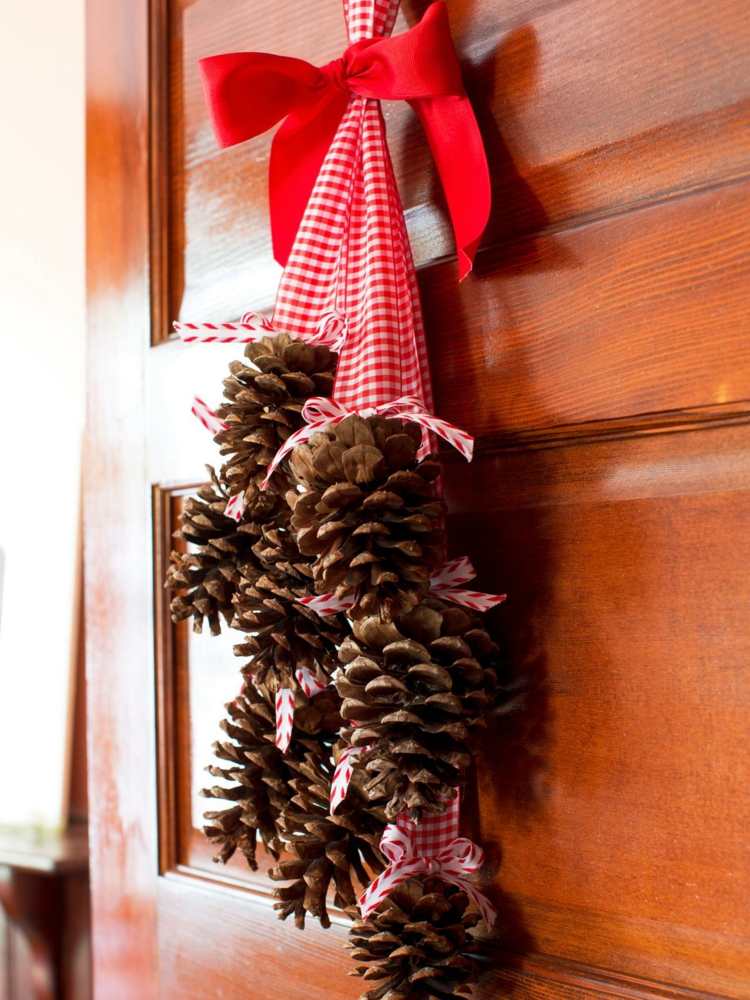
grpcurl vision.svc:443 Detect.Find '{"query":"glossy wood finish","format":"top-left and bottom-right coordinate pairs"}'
top-left (86, 0), bottom-right (750, 997)
top-left (153, 0), bottom-right (750, 323)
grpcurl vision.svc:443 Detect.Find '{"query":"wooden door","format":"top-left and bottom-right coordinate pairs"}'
top-left (85, 0), bottom-right (750, 998)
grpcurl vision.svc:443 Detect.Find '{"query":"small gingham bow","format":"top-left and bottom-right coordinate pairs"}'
top-left (198, 1), bottom-right (489, 278)
top-left (359, 822), bottom-right (496, 927)
top-left (261, 395), bottom-right (473, 489)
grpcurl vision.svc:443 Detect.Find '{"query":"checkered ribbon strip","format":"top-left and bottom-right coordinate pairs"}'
top-left (275, 687), bottom-right (295, 753)
top-left (261, 395), bottom-right (473, 489)
top-left (175, 310), bottom-right (347, 349)
top-left (359, 793), bottom-right (496, 927)
top-left (330, 745), bottom-right (364, 812)
top-left (300, 556), bottom-right (505, 617)
top-left (271, 0), bottom-right (437, 419)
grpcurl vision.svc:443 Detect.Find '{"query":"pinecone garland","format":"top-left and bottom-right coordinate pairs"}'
top-left (215, 334), bottom-right (337, 502)
top-left (269, 750), bottom-right (387, 929)
top-left (348, 876), bottom-right (480, 1000)
top-left (166, 467), bottom-right (274, 635)
top-left (337, 598), bottom-right (499, 821)
top-left (232, 517), bottom-right (349, 690)
top-left (287, 415), bottom-right (445, 622)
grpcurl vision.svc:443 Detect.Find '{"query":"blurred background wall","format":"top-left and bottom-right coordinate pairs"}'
top-left (0, 0), bottom-right (85, 830)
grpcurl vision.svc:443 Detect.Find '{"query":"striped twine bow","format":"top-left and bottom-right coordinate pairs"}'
top-left (296, 666), bottom-right (328, 699)
top-left (191, 396), bottom-right (227, 435)
top-left (276, 670), bottom-right (330, 752)
top-left (175, 309), bottom-right (347, 349)
top-left (330, 746), bottom-right (363, 813)
top-left (359, 815), bottom-right (496, 927)
top-left (190, 398), bottom-right (246, 523)
top-left (261, 395), bottom-right (473, 489)
top-left (275, 688), bottom-right (295, 753)
top-left (300, 556), bottom-right (505, 617)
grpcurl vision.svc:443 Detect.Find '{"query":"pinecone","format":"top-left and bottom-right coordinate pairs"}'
top-left (215, 334), bottom-right (337, 502)
top-left (202, 682), bottom-right (342, 871)
top-left (287, 415), bottom-right (445, 622)
top-left (166, 467), bottom-right (276, 635)
top-left (348, 876), bottom-right (480, 1000)
top-left (337, 598), bottom-right (499, 822)
top-left (269, 749), bottom-right (387, 930)
top-left (232, 517), bottom-right (349, 690)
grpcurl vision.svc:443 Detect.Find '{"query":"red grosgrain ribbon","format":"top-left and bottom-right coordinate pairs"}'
top-left (299, 556), bottom-right (505, 617)
top-left (261, 395), bottom-right (473, 489)
top-left (275, 687), bottom-right (295, 753)
top-left (359, 798), bottom-right (497, 927)
top-left (198, 1), bottom-right (489, 279)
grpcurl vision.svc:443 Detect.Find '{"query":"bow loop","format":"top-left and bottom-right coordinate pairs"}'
top-left (199, 1), bottom-right (489, 275)
top-left (359, 820), bottom-right (496, 927)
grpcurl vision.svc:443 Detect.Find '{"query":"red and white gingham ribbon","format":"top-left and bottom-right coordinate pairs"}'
top-left (275, 687), bottom-right (295, 753)
top-left (299, 556), bottom-right (505, 617)
top-left (175, 309), bottom-right (346, 349)
top-left (261, 395), bottom-right (472, 489)
top-left (330, 746), bottom-right (363, 813)
top-left (359, 796), bottom-right (496, 927)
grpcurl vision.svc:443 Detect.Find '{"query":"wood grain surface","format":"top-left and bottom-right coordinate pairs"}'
top-left (86, 0), bottom-right (750, 997)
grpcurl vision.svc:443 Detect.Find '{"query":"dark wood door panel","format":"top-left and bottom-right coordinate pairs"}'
top-left (423, 181), bottom-right (750, 440)
top-left (156, 0), bottom-right (750, 326)
top-left (441, 424), bottom-right (750, 998)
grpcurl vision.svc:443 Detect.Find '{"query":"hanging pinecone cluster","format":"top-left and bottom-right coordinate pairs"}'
top-left (288, 414), bottom-right (445, 621)
top-left (215, 334), bottom-right (337, 501)
top-left (336, 597), bottom-right (499, 822)
top-left (348, 877), bottom-right (480, 1000)
top-left (168, 339), bottom-right (504, 1000)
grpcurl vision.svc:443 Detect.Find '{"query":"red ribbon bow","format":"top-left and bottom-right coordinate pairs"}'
top-left (198, 1), bottom-right (490, 278)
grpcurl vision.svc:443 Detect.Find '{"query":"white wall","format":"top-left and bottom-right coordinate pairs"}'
top-left (0, 0), bottom-right (85, 831)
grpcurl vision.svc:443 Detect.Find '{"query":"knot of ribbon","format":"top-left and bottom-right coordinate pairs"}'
top-left (300, 555), bottom-right (505, 618)
top-left (261, 394), bottom-right (473, 489)
top-left (359, 822), bottom-right (496, 927)
top-left (199, 1), bottom-right (490, 278)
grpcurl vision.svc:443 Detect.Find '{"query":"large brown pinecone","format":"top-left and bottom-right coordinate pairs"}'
top-left (287, 415), bottom-right (445, 622)
top-left (337, 598), bottom-right (499, 822)
top-left (232, 516), bottom-right (349, 691)
top-left (166, 467), bottom-right (281, 635)
top-left (202, 682), bottom-right (342, 872)
top-left (348, 876), bottom-right (480, 1000)
top-left (269, 748), bottom-right (387, 930)
top-left (215, 334), bottom-right (337, 502)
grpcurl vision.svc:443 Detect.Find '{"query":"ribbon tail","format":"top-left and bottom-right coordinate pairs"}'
top-left (410, 94), bottom-right (490, 280)
top-left (448, 874), bottom-right (497, 929)
top-left (270, 89), bottom-right (351, 267)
